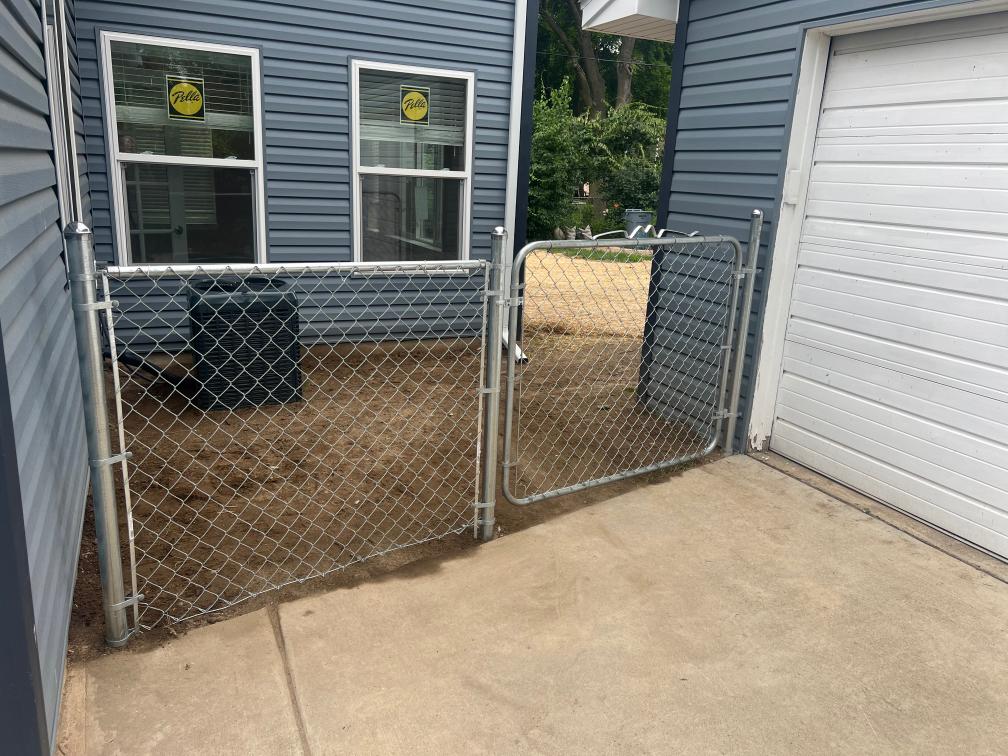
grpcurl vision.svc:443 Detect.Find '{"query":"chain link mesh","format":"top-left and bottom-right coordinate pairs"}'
top-left (504, 238), bottom-right (741, 503)
top-left (102, 261), bottom-right (488, 628)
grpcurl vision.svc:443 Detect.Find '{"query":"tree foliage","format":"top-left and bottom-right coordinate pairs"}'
top-left (535, 0), bottom-right (674, 115)
top-left (527, 82), bottom-right (584, 238)
top-left (527, 81), bottom-right (666, 239)
top-left (527, 4), bottom-right (674, 239)
top-left (591, 103), bottom-right (665, 213)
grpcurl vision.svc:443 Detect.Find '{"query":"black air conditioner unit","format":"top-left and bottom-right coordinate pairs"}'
top-left (187, 277), bottom-right (302, 410)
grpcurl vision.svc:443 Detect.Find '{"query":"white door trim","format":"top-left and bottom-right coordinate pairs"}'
top-left (746, 0), bottom-right (1008, 450)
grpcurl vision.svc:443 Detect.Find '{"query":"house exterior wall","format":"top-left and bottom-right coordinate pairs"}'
top-left (73, 0), bottom-right (519, 346)
top-left (74, 0), bottom-right (517, 265)
top-left (658, 0), bottom-right (975, 449)
top-left (0, 0), bottom-right (90, 745)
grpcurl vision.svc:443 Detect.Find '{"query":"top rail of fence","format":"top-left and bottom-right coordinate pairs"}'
top-left (511, 234), bottom-right (741, 268)
top-left (103, 259), bottom-right (489, 279)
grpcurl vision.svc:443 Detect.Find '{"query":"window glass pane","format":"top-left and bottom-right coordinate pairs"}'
top-left (124, 165), bottom-right (255, 265)
top-left (111, 40), bottom-right (254, 160)
top-left (358, 69), bottom-right (466, 170)
top-left (360, 175), bottom-right (462, 261)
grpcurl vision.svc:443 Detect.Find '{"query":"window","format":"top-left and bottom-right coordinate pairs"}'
top-left (101, 33), bottom-right (265, 265)
top-left (351, 61), bottom-right (474, 262)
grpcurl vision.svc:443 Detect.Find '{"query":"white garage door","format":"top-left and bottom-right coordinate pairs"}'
top-left (770, 14), bottom-right (1008, 559)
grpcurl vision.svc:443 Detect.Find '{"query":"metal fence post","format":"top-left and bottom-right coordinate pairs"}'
top-left (478, 227), bottom-right (507, 541)
top-left (725, 209), bottom-right (763, 454)
top-left (65, 222), bottom-right (131, 646)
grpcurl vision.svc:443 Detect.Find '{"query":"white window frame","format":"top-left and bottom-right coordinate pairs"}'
top-left (350, 59), bottom-right (475, 263)
top-left (99, 31), bottom-right (267, 266)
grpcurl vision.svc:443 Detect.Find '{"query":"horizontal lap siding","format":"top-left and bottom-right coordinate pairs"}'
top-left (640, 244), bottom-right (736, 437)
top-left (75, 0), bottom-right (514, 343)
top-left (0, 0), bottom-right (89, 743)
top-left (75, 0), bottom-right (515, 264)
top-left (664, 0), bottom-right (972, 448)
top-left (107, 272), bottom-right (486, 354)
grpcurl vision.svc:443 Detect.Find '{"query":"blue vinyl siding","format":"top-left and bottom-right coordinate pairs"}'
top-left (74, 0), bottom-right (517, 266)
top-left (74, 0), bottom-right (517, 346)
top-left (0, 0), bottom-right (89, 745)
top-left (662, 0), bottom-right (974, 448)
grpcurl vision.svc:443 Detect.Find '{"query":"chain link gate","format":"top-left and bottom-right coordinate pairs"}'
top-left (67, 213), bottom-right (760, 643)
top-left (499, 224), bottom-right (758, 505)
top-left (98, 258), bottom-right (490, 629)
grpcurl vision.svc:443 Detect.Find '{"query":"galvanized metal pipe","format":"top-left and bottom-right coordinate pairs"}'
top-left (714, 239), bottom-right (746, 447)
top-left (478, 228), bottom-right (507, 540)
top-left (500, 234), bottom-right (741, 506)
top-left (65, 223), bottom-right (131, 646)
top-left (105, 259), bottom-right (488, 279)
top-left (725, 209), bottom-right (764, 454)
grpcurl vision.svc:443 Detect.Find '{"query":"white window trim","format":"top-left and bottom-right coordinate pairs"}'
top-left (746, 0), bottom-right (1008, 451)
top-left (99, 31), bottom-right (268, 266)
top-left (350, 59), bottom-right (475, 263)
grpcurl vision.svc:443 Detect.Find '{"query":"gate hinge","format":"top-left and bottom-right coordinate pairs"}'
top-left (110, 593), bottom-right (144, 611)
top-left (504, 296), bottom-right (524, 307)
top-left (91, 451), bottom-right (133, 468)
top-left (714, 409), bottom-right (738, 420)
top-left (74, 299), bottom-right (119, 313)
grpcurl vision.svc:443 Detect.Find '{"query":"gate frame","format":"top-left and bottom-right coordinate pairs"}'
top-left (498, 212), bottom-right (763, 506)
top-left (71, 230), bottom-right (495, 641)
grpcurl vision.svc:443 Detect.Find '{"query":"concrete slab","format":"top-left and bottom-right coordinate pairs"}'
top-left (279, 456), bottom-right (1008, 754)
top-left (75, 609), bottom-right (302, 755)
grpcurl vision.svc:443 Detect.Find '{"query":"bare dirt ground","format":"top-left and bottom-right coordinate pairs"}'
top-left (68, 252), bottom-right (712, 658)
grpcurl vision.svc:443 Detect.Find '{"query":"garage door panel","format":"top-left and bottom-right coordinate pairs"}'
top-left (775, 391), bottom-right (1008, 511)
top-left (782, 345), bottom-right (1008, 444)
top-left (825, 48), bottom-right (1008, 91)
top-left (803, 198), bottom-right (1008, 236)
top-left (786, 327), bottom-right (1008, 404)
top-left (772, 20), bottom-right (1008, 559)
top-left (808, 180), bottom-right (1008, 215)
top-left (771, 428), bottom-right (1008, 558)
top-left (822, 76), bottom-right (1008, 109)
top-left (818, 99), bottom-right (1008, 133)
top-left (811, 163), bottom-right (1008, 192)
top-left (788, 298), bottom-right (1008, 369)
top-left (796, 247), bottom-right (1008, 297)
top-left (801, 220), bottom-right (1008, 266)
top-left (791, 277), bottom-right (1008, 346)
top-left (778, 371), bottom-right (1008, 482)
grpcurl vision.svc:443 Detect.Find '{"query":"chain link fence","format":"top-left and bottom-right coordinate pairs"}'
top-left (100, 260), bottom-right (489, 628)
top-left (501, 236), bottom-right (743, 504)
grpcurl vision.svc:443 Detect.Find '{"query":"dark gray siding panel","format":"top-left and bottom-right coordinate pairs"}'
top-left (0, 0), bottom-right (89, 744)
top-left (639, 242), bottom-right (737, 439)
top-left (106, 271), bottom-right (486, 354)
top-left (74, 0), bottom-right (517, 265)
top-left (662, 0), bottom-right (974, 448)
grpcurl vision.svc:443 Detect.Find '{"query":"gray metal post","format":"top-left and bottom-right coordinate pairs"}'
top-left (478, 227), bottom-right (507, 541)
top-left (725, 209), bottom-right (764, 454)
top-left (65, 222), bottom-right (131, 646)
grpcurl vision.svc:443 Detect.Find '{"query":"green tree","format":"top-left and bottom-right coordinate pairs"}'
top-left (591, 103), bottom-right (665, 218)
top-left (527, 86), bottom-right (666, 239)
top-left (535, 1), bottom-right (675, 114)
top-left (527, 81), bottom-right (585, 239)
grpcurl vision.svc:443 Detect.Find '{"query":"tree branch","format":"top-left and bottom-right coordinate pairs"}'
top-left (541, 8), bottom-right (578, 58)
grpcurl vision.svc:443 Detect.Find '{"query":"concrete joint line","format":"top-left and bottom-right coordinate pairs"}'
top-left (267, 604), bottom-right (313, 756)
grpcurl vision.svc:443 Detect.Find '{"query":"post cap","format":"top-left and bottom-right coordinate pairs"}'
top-left (750, 208), bottom-right (763, 219)
top-left (492, 226), bottom-right (507, 237)
top-left (64, 221), bottom-right (93, 237)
